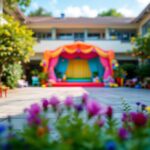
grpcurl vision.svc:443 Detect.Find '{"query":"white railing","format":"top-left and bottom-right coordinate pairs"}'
top-left (33, 40), bottom-right (133, 53)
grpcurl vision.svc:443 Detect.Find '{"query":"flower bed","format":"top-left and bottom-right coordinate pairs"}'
top-left (0, 94), bottom-right (150, 150)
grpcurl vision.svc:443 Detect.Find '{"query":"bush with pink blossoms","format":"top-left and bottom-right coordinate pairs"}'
top-left (0, 95), bottom-right (150, 150)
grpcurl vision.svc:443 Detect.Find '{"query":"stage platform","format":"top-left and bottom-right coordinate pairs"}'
top-left (52, 82), bottom-right (104, 87)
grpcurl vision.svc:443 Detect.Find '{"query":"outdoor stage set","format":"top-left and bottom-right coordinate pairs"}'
top-left (43, 42), bottom-right (115, 87)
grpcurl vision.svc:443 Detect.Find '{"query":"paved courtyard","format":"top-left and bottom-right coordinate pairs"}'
top-left (0, 87), bottom-right (150, 129)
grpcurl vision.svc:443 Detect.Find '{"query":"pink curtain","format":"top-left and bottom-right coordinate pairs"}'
top-left (48, 57), bottom-right (59, 81)
top-left (100, 57), bottom-right (112, 80)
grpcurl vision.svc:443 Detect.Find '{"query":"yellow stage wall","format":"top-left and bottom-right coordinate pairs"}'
top-left (66, 59), bottom-right (91, 78)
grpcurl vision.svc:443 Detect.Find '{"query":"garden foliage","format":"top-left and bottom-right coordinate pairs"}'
top-left (2, 63), bottom-right (23, 88)
top-left (0, 15), bottom-right (35, 83)
top-left (132, 30), bottom-right (150, 61)
top-left (0, 94), bottom-right (150, 150)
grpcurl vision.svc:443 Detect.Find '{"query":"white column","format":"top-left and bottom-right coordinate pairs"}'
top-left (51, 28), bottom-right (56, 40)
top-left (84, 29), bottom-right (88, 40)
top-left (105, 28), bottom-right (110, 40)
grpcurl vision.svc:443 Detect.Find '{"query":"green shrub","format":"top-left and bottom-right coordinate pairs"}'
top-left (121, 63), bottom-right (138, 79)
top-left (114, 67), bottom-right (126, 78)
top-left (38, 72), bottom-right (48, 81)
top-left (2, 63), bottom-right (23, 88)
top-left (137, 63), bottom-right (150, 79)
top-left (31, 69), bottom-right (39, 76)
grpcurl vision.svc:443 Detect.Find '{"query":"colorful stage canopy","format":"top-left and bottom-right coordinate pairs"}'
top-left (43, 41), bottom-right (115, 82)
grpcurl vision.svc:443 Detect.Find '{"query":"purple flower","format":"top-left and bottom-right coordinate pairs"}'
top-left (42, 98), bottom-right (49, 110)
top-left (141, 104), bottom-right (147, 111)
top-left (118, 128), bottom-right (128, 140)
top-left (74, 104), bottom-right (83, 113)
top-left (25, 103), bottom-right (41, 116)
top-left (86, 100), bottom-right (107, 117)
top-left (27, 115), bottom-right (41, 125)
top-left (82, 93), bottom-right (89, 104)
top-left (122, 113), bottom-right (129, 122)
top-left (25, 103), bottom-right (41, 126)
top-left (136, 102), bottom-right (141, 106)
top-left (0, 124), bottom-right (6, 134)
top-left (106, 106), bottom-right (113, 118)
top-left (49, 96), bottom-right (60, 108)
top-left (30, 103), bottom-right (41, 115)
top-left (64, 96), bottom-right (74, 107)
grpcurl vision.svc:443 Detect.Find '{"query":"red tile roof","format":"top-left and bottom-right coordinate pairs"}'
top-left (26, 16), bottom-right (135, 25)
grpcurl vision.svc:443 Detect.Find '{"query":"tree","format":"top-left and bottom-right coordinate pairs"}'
top-left (0, 15), bottom-right (35, 82)
top-left (98, 9), bottom-right (123, 17)
top-left (28, 7), bottom-right (52, 17)
top-left (132, 30), bottom-right (150, 62)
top-left (4, 0), bottom-right (31, 11)
top-left (2, 63), bottom-right (23, 88)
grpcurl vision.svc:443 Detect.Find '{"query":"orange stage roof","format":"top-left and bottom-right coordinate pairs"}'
top-left (44, 41), bottom-right (114, 59)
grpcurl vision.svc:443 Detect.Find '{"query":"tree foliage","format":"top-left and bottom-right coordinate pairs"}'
top-left (4, 0), bottom-right (31, 11)
top-left (0, 15), bottom-right (35, 80)
top-left (2, 63), bottom-right (23, 88)
top-left (28, 7), bottom-right (52, 17)
top-left (132, 30), bottom-right (150, 61)
top-left (136, 63), bottom-right (150, 79)
top-left (98, 9), bottom-right (123, 17)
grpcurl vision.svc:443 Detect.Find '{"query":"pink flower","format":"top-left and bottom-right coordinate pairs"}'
top-left (130, 112), bottom-right (147, 127)
top-left (25, 103), bottom-right (41, 126)
top-left (106, 106), bottom-right (113, 118)
top-left (86, 100), bottom-right (107, 117)
top-left (29, 103), bottom-right (41, 116)
top-left (64, 96), bottom-right (74, 107)
top-left (42, 98), bottom-right (49, 110)
top-left (118, 128), bottom-right (128, 140)
top-left (82, 93), bottom-right (89, 104)
top-left (49, 96), bottom-right (60, 108)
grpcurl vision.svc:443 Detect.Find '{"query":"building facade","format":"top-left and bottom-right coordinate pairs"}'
top-left (1, 1), bottom-right (150, 73)
top-left (25, 4), bottom-right (150, 67)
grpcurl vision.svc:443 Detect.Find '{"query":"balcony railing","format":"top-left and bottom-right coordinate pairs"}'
top-left (33, 39), bottom-right (133, 53)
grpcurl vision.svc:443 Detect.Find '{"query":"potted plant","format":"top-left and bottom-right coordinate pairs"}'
top-left (31, 69), bottom-right (39, 76)
top-left (56, 72), bottom-right (62, 82)
top-left (114, 67), bottom-right (126, 86)
top-left (38, 72), bottom-right (48, 85)
top-left (93, 72), bottom-right (99, 82)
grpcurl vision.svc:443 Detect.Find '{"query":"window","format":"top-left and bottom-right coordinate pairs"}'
top-left (34, 32), bottom-right (52, 40)
top-left (88, 33), bottom-right (100, 40)
top-left (58, 33), bottom-right (73, 40)
top-left (109, 29), bottom-right (136, 42)
top-left (142, 20), bottom-right (150, 36)
top-left (74, 33), bottom-right (84, 41)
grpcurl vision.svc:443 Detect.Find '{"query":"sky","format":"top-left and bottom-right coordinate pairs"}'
top-left (26, 0), bottom-right (150, 17)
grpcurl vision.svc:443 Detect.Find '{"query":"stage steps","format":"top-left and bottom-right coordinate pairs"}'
top-left (52, 82), bottom-right (104, 87)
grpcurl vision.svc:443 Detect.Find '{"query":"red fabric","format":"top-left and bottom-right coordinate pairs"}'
top-left (60, 51), bottom-right (98, 59)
